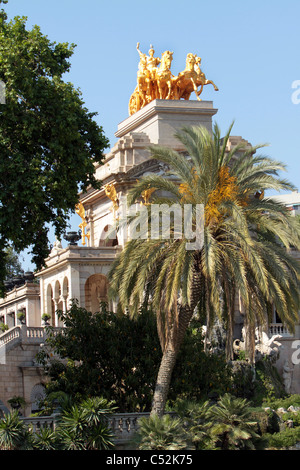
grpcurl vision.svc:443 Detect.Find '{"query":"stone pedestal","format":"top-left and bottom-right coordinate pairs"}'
top-left (115, 99), bottom-right (218, 150)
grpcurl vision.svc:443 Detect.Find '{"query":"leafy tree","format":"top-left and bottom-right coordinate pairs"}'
top-left (168, 320), bottom-right (232, 403)
top-left (108, 123), bottom-right (300, 416)
top-left (0, 2), bottom-right (109, 293)
top-left (4, 245), bottom-right (23, 278)
top-left (37, 302), bottom-right (162, 412)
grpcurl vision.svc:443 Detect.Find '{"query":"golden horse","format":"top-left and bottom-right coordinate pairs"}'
top-left (194, 56), bottom-right (219, 99)
top-left (172, 53), bottom-right (218, 101)
top-left (153, 50), bottom-right (174, 100)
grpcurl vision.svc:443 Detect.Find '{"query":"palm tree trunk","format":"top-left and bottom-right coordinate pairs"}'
top-left (151, 302), bottom-right (196, 417)
top-left (150, 340), bottom-right (178, 418)
top-left (225, 282), bottom-right (235, 361)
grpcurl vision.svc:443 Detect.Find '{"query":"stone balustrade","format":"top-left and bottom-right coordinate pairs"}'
top-left (269, 323), bottom-right (291, 337)
top-left (0, 326), bottom-right (21, 347)
top-left (21, 415), bottom-right (57, 433)
top-left (20, 411), bottom-right (175, 446)
top-left (0, 325), bottom-right (62, 346)
top-left (107, 412), bottom-right (150, 445)
top-left (20, 412), bottom-right (149, 446)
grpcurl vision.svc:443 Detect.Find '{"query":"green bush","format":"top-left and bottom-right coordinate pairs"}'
top-left (281, 411), bottom-right (300, 427)
top-left (229, 361), bottom-right (256, 399)
top-left (0, 323), bottom-right (8, 333)
top-left (262, 394), bottom-right (300, 410)
top-left (0, 411), bottom-right (32, 450)
top-left (132, 414), bottom-right (192, 450)
top-left (265, 427), bottom-right (300, 449)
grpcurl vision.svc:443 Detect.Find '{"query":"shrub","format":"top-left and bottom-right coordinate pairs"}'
top-left (54, 396), bottom-right (116, 450)
top-left (0, 410), bottom-right (32, 450)
top-left (31, 427), bottom-right (58, 450)
top-left (0, 323), bottom-right (8, 333)
top-left (262, 394), bottom-right (300, 410)
top-left (281, 411), bottom-right (300, 427)
top-left (265, 427), bottom-right (300, 449)
top-left (132, 414), bottom-right (192, 450)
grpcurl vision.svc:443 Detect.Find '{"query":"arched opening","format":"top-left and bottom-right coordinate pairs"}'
top-left (62, 276), bottom-right (69, 314)
top-left (46, 284), bottom-right (55, 325)
top-left (54, 280), bottom-right (61, 302)
top-left (99, 225), bottom-right (118, 247)
top-left (62, 276), bottom-right (69, 299)
top-left (85, 274), bottom-right (108, 313)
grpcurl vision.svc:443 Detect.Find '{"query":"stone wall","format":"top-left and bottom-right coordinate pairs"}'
top-left (0, 342), bottom-right (45, 416)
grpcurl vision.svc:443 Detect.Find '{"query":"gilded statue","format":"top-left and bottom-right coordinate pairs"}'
top-left (141, 186), bottom-right (156, 205)
top-left (128, 44), bottom-right (218, 115)
top-left (75, 201), bottom-right (90, 245)
top-left (104, 183), bottom-right (119, 219)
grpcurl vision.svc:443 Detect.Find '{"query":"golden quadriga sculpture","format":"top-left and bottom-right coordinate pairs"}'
top-left (129, 43), bottom-right (218, 116)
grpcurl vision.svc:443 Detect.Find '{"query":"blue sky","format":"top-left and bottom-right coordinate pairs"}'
top-left (3, 0), bottom-right (300, 269)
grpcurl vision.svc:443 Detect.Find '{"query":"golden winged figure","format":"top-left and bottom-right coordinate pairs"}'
top-left (75, 201), bottom-right (90, 245)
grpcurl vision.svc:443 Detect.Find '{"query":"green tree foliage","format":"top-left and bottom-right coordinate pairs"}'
top-left (4, 245), bottom-right (23, 278)
top-left (36, 302), bottom-right (231, 412)
top-left (0, 3), bottom-right (109, 292)
top-left (38, 302), bottom-right (162, 412)
top-left (168, 322), bottom-right (232, 403)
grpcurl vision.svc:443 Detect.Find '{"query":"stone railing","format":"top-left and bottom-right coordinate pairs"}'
top-left (21, 415), bottom-right (57, 433)
top-left (21, 412), bottom-right (167, 446)
top-left (107, 412), bottom-right (150, 445)
top-left (0, 325), bottom-right (62, 347)
top-left (269, 323), bottom-right (291, 337)
top-left (0, 326), bottom-right (62, 363)
top-left (0, 326), bottom-right (21, 347)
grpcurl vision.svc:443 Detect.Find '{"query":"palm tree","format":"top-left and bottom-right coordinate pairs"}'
top-left (171, 398), bottom-right (213, 449)
top-left (55, 396), bottom-right (116, 450)
top-left (0, 410), bottom-right (32, 450)
top-left (108, 123), bottom-right (300, 417)
top-left (31, 426), bottom-right (58, 450)
top-left (207, 393), bottom-right (263, 450)
top-left (133, 414), bottom-right (190, 450)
